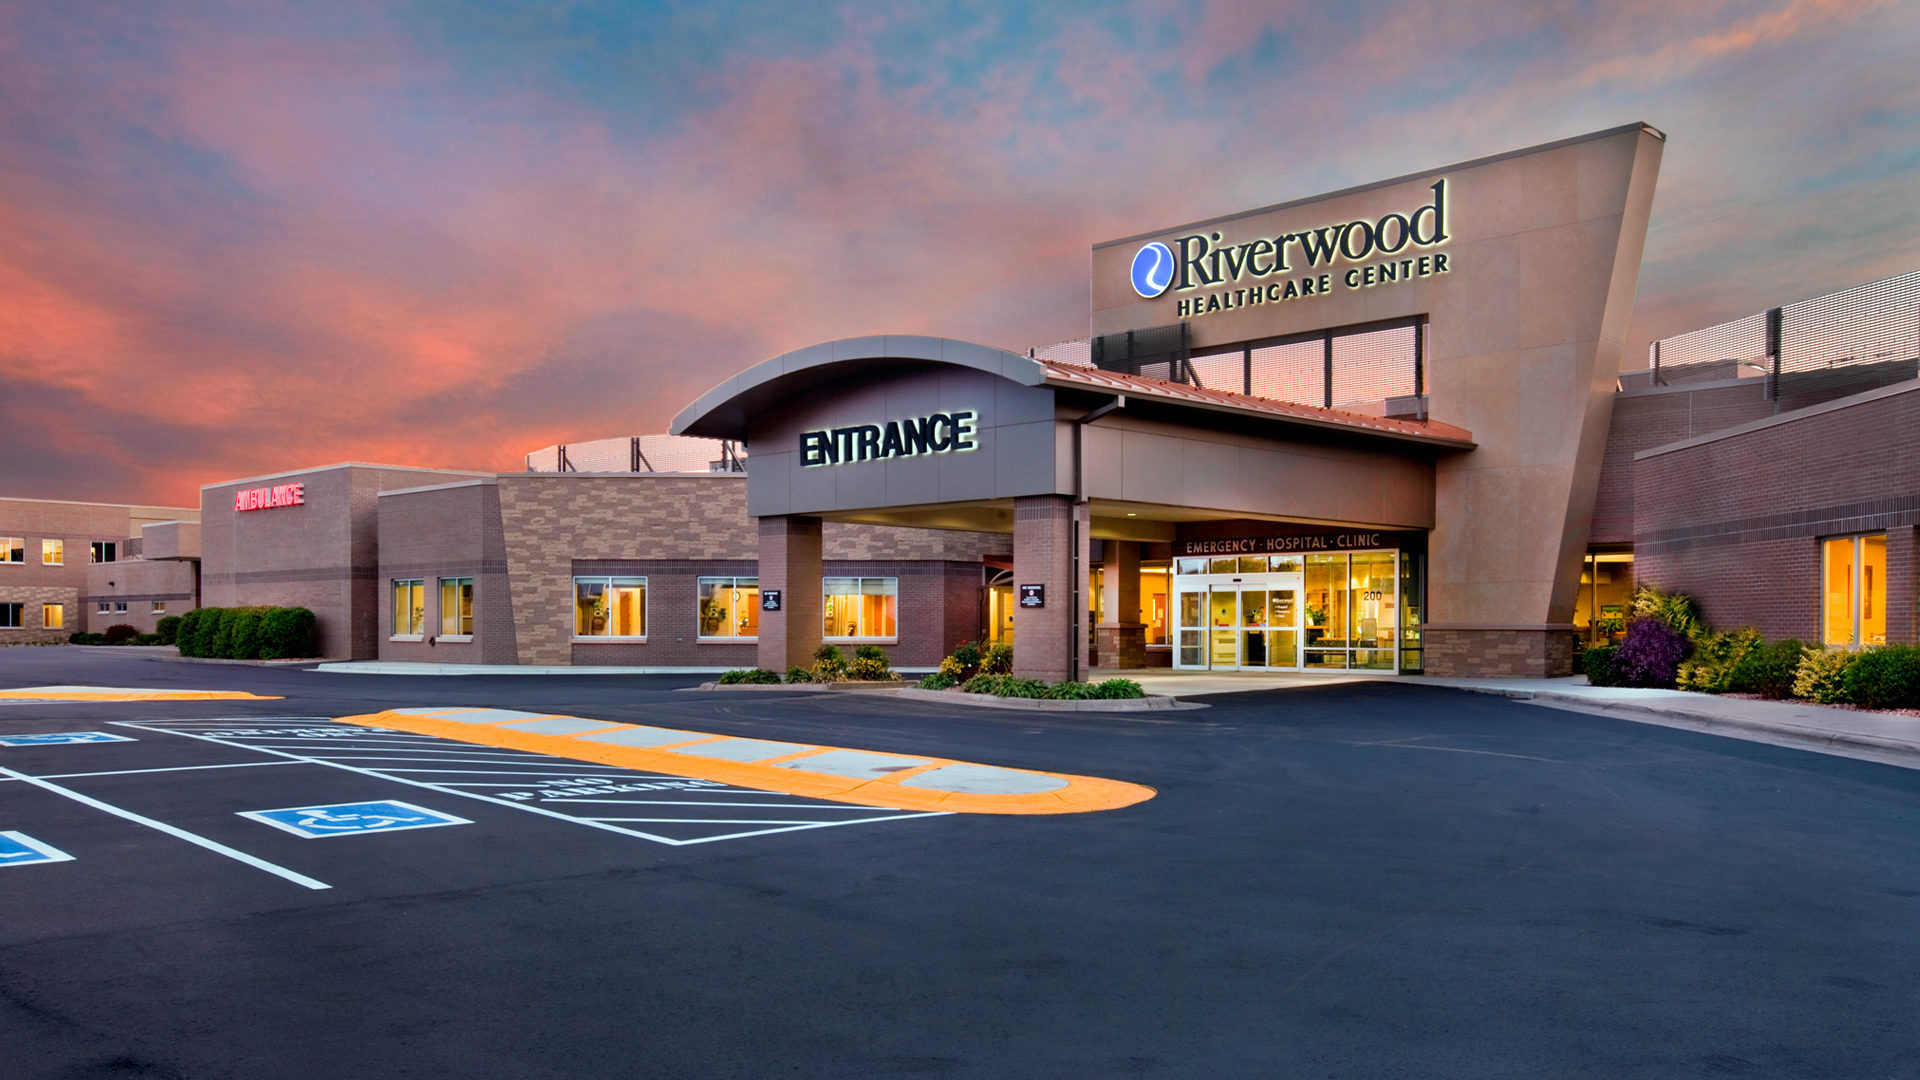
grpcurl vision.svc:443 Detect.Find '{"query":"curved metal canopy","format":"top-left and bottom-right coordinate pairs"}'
top-left (670, 335), bottom-right (1044, 440)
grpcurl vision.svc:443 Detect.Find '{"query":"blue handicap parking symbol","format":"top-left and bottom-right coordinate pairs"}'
top-left (239, 800), bottom-right (471, 839)
top-left (0, 731), bottom-right (135, 747)
top-left (0, 831), bottom-right (76, 867)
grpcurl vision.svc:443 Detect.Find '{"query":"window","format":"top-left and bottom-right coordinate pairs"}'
top-left (1823, 534), bottom-right (1887, 647)
top-left (42, 603), bottom-right (63, 630)
top-left (697, 577), bottom-right (760, 639)
top-left (574, 577), bottom-right (646, 638)
top-left (114, 601), bottom-right (128, 614)
top-left (0, 537), bottom-right (22, 563)
top-left (439, 577), bottom-right (473, 636)
top-left (42, 539), bottom-right (63, 565)
top-left (152, 601), bottom-right (166, 614)
top-left (90, 541), bottom-right (116, 563)
top-left (824, 577), bottom-right (897, 640)
top-left (0, 603), bottom-right (20, 628)
top-left (98, 601), bottom-right (111, 615)
top-left (391, 578), bottom-right (425, 637)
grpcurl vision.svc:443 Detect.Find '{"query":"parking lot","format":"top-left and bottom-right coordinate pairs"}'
top-left (5, 647), bottom-right (1920, 1079)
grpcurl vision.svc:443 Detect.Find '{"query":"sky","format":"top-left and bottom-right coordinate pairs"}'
top-left (2, 0), bottom-right (1916, 506)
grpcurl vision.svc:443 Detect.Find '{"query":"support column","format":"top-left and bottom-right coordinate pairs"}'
top-left (1096, 539), bottom-right (1146, 669)
top-left (1012, 495), bottom-right (1073, 683)
top-left (757, 515), bottom-right (823, 673)
top-left (1888, 526), bottom-right (1918, 645)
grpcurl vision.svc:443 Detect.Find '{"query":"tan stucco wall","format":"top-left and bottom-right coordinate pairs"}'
top-left (1091, 124), bottom-right (1664, 651)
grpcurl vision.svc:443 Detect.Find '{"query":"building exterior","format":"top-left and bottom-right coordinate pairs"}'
top-left (0, 497), bottom-right (200, 642)
top-left (20, 122), bottom-right (1912, 677)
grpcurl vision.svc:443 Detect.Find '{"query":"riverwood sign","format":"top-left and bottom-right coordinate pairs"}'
top-left (1130, 179), bottom-right (1454, 320)
top-left (799, 410), bottom-right (977, 467)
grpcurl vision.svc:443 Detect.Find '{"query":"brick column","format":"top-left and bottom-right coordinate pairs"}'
top-left (1888, 526), bottom-right (1918, 645)
top-left (757, 515), bottom-right (823, 673)
top-left (1013, 495), bottom-right (1073, 683)
top-left (1096, 539), bottom-right (1146, 669)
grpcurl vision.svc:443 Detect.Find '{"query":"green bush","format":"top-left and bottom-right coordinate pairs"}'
top-left (1841, 645), bottom-right (1920, 711)
top-left (77, 632), bottom-right (106, 646)
top-left (960, 673), bottom-right (1046, 698)
top-left (1677, 628), bottom-right (1761, 693)
top-left (102, 623), bottom-right (140, 645)
top-left (717, 668), bottom-right (782, 685)
top-left (1582, 645), bottom-right (1620, 687)
top-left (258, 607), bottom-right (318, 659)
top-left (854, 643), bottom-right (887, 662)
top-left (1793, 647), bottom-right (1858, 704)
top-left (229, 608), bottom-right (269, 659)
top-left (917, 671), bottom-right (958, 690)
top-left (1630, 585), bottom-right (1704, 640)
top-left (846, 656), bottom-right (893, 681)
top-left (67, 631), bottom-right (87, 644)
top-left (784, 665), bottom-right (813, 684)
top-left (155, 615), bottom-right (182, 646)
top-left (951, 640), bottom-right (983, 668)
top-left (174, 608), bottom-right (205, 656)
top-left (980, 642), bottom-right (1013, 675)
top-left (1042, 680), bottom-right (1100, 700)
top-left (205, 608), bottom-right (237, 659)
top-left (1728, 638), bottom-right (1805, 699)
top-left (1092, 678), bottom-right (1146, 699)
top-left (135, 634), bottom-right (161, 646)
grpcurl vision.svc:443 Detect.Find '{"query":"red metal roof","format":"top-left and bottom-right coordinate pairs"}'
top-left (1037, 360), bottom-right (1475, 447)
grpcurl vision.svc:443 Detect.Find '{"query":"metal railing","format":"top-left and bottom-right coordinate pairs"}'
top-left (523, 434), bottom-right (747, 475)
top-left (1632, 269), bottom-right (1920, 404)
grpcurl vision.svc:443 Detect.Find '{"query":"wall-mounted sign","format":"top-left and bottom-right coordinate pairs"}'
top-left (1017, 583), bottom-right (1045, 608)
top-left (799, 411), bottom-right (977, 468)
top-left (234, 482), bottom-right (304, 512)
top-left (761, 590), bottom-right (781, 612)
top-left (1133, 179), bottom-right (1453, 320)
top-left (1175, 531), bottom-right (1415, 557)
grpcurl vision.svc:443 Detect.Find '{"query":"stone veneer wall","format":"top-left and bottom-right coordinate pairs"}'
top-left (1425, 627), bottom-right (1576, 678)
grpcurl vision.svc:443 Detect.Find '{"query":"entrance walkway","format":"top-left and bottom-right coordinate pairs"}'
top-left (1089, 668), bottom-right (1381, 698)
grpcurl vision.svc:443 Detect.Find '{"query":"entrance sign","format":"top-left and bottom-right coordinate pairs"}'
top-left (0, 731), bottom-right (135, 746)
top-left (799, 411), bottom-right (977, 467)
top-left (0, 831), bottom-right (75, 867)
top-left (240, 800), bottom-right (471, 838)
top-left (1018, 584), bottom-right (1045, 608)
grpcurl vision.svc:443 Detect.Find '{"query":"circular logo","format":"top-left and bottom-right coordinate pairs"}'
top-left (1130, 241), bottom-right (1174, 298)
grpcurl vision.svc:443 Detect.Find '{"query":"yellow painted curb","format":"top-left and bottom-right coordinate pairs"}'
top-left (0, 688), bottom-right (283, 701)
top-left (335, 710), bottom-right (1155, 816)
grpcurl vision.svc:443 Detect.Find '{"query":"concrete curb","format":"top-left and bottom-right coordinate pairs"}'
top-left (891, 688), bottom-right (1204, 712)
top-left (1461, 686), bottom-right (1920, 764)
top-left (688, 681), bottom-right (902, 692)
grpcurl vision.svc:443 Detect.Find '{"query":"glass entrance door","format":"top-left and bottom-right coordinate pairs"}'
top-left (1175, 577), bottom-right (1302, 670)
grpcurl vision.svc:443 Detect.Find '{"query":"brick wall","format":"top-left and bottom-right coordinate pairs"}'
top-left (84, 559), bottom-right (196, 635)
top-left (0, 585), bottom-right (81, 644)
top-left (377, 480), bottom-right (517, 664)
top-left (1635, 382), bottom-right (1920, 643)
top-left (1426, 627), bottom-right (1577, 678)
top-left (1011, 495), bottom-right (1074, 682)
top-left (1591, 383), bottom-right (1773, 545)
top-left (0, 497), bottom-right (197, 641)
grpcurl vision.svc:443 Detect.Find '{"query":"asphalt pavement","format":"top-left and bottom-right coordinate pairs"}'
top-left (3, 646), bottom-right (1919, 1079)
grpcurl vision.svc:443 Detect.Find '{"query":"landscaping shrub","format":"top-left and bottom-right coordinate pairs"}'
top-left (846, 644), bottom-right (893, 681)
top-left (1613, 617), bottom-right (1691, 688)
top-left (102, 623), bottom-right (140, 646)
top-left (936, 655), bottom-right (965, 680)
top-left (229, 607), bottom-right (271, 659)
top-left (717, 668), bottom-right (782, 685)
top-left (1677, 628), bottom-right (1761, 694)
top-left (1841, 645), bottom-right (1920, 711)
top-left (205, 608), bottom-right (237, 659)
top-left (1042, 680), bottom-right (1100, 700)
top-left (1092, 678), bottom-right (1146, 699)
top-left (811, 643), bottom-right (846, 681)
top-left (951, 640), bottom-right (983, 669)
top-left (980, 642), bottom-right (1013, 675)
top-left (135, 634), bottom-right (161, 646)
top-left (77, 632), bottom-right (106, 645)
top-left (961, 672), bottom-right (1045, 697)
top-left (1792, 647), bottom-right (1857, 704)
top-left (155, 615), bottom-right (182, 646)
top-left (784, 665), bottom-right (813, 684)
top-left (917, 671), bottom-right (958, 690)
top-left (1582, 645), bottom-right (1620, 687)
top-left (257, 608), bottom-right (313, 659)
top-left (1630, 585), bottom-right (1704, 640)
top-left (67, 631), bottom-right (87, 645)
top-left (1728, 638), bottom-right (1805, 699)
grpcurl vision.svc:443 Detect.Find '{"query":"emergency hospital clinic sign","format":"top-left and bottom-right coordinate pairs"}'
top-left (233, 482), bottom-right (304, 511)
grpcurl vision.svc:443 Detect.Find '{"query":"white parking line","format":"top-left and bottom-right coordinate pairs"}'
top-left (0, 765), bottom-right (331, 890)
top-left (27, 761), bottom-right (306, 781)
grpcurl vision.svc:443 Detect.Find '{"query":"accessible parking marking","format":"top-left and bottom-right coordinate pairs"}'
top-left (0, 830), bottom-right (75, 867)
top-left (120, 720), bottom-right (951, 845)
top-left (0, 731), bottom-right (136, 747)
top-left (240, 800), bottom-right (472, 838)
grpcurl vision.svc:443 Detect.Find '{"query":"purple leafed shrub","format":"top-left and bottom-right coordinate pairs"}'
top-left (1614, 617), bottom-right (1692, 688)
